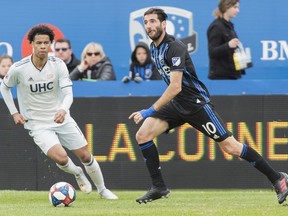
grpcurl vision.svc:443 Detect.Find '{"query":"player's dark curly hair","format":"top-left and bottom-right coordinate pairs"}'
top-left (144, 8), bottom-right (168, 22)
top-left (27, 24), bottom-right (55, 44)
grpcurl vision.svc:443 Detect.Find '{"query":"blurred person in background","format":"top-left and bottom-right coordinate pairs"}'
top-left (207, 0), bottom-right (245, 79)
top-left (0, 54), bottom-right (13, 82)
top-left (54, 38), bottom-right (80, 73)
top-left (122, 42), bottom-right (161, 83)
top-left (70, 42), bottom-right (116, 81)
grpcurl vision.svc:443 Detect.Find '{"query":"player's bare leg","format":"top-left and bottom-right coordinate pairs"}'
top-left (49, 144), bottom-right (92, 193)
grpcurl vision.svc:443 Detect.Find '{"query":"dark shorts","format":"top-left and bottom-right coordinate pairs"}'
top-left (151, 101), bottom-right (232, 142)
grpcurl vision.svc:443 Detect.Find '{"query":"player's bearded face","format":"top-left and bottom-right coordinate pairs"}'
top-left (146, 25), bottom-right (163, 41)
top-left (144, 14), bottom-right (165, 42)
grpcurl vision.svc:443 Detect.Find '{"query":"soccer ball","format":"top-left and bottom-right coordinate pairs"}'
top-left (49, 182), bottom-right (76, 207)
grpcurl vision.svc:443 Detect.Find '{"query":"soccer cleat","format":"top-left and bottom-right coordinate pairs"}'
top-left (273, 172), bottom-right (288, 204)
top-left (136, 185), bottom-right (171, 204)
top-left (100, 189), bottom-right (119, 199)
top-left (75, 167), bottom-right (92, 194)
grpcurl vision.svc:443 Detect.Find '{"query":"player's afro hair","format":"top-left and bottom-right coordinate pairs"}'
top-left (27, 24), bottom-right (55, 44)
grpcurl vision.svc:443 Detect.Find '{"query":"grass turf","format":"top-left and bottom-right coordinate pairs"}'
top-left (0, 189), bottom-right (287, 216)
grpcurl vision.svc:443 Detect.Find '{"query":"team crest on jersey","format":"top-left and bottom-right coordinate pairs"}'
top-left (144, 68), bottom-right (152, 79)
top-left (46, 73), bottom-right (54, 79)
top-left (172, 57), bottom-right (181, 66)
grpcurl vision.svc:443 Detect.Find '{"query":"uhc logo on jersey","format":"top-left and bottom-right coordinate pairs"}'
top-left (172, 57), bottom-right (181, 66)
top-left (30, 82), bottom-right (54, 93)
top-left (129, 6), bottom-right (198, 54)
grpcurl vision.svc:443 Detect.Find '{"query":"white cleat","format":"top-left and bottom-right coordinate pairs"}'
top-left (100, 189), bottom-right (118, 199)
top-left (75, 167), bottom-right (92, 194)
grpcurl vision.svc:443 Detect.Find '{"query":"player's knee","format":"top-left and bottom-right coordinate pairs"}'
top-left (79, 153), bottom-right (92, 164)
top-left (55, 156), bottom-right (69, 166)
top-left (135, 130), bottom-right (150, 144)
top-left (52, 151), bottom-right (69, 165)
top-left (47, 144), bottom-right (68, 164)
top-left (73, 146), bottom-right (92, 163)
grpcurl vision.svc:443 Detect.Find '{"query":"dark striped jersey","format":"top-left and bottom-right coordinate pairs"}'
top-left (150, 34), bottom-right (211, 114)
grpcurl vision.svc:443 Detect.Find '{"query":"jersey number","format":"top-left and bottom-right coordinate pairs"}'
top-left (202, 122), bottom-right (216, 135)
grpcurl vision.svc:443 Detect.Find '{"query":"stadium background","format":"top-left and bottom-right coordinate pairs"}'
top-left (0, 0), bottom-right (287, 190)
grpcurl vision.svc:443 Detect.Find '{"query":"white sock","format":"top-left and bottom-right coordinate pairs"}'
top-left (83, 155), bottom-right (106, 193)
top-left (56, 157), bottom-right (81, 176)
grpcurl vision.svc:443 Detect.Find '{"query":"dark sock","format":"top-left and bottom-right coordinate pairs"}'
top-left (240, 144), bottom-right (281, 184)
top-left (139, 141), bottom-right (166, 188)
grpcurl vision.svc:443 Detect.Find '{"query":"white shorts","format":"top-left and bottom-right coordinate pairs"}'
top-left (28, 120), bottom-right (87, 155)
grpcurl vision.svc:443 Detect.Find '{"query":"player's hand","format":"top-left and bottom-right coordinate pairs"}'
top-left (129, 111), bottom-right (143, 124)
top-left (12, 113), bottom-right (26, 125)
top-left (54, 109), bottom-right (66, 124)
top-left (129, 106), bottom-right (155, 124)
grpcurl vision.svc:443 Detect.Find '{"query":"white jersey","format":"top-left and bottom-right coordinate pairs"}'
top-left (2, 55), bottom-right (73, 129)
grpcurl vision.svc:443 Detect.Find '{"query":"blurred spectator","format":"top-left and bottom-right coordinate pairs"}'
top-left (207, 0), bottom-right (244, 80)
top-left (70, 42), bottom-right (116, 81)
top-left (122, 42), bottom-right (161, 83)
top-left (54, 38), bottom-right (80, 73)
top-left (0, 54), bottom-right (13, 82)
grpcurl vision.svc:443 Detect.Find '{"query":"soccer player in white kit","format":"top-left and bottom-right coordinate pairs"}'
top-left (0, 24), bottom-right (118, 199)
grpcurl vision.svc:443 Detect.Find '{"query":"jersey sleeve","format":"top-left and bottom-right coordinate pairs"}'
top-left (166, 41), bottom-right (187, 72)
top-left (58, 60), bottom-right (72, 89)
top-left (2, 64), bottom-right (18, 88)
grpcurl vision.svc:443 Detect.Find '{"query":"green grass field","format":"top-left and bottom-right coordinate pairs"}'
top-left (0, 189), bottom-right (287, 216)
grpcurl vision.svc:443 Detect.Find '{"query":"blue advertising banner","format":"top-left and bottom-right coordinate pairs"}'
top-left (0, 0), bottom-right (288, 80)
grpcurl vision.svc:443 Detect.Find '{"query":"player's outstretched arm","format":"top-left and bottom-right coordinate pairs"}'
top-left (55, 86), bottom-right (73, 124)
top-left (0, 83), bottom-right (19, 116)
top-left (153, 71), bottom-right (182, 111)
top-left (60, 86), bottom-right (73, 112)
top-left (129, 71), bottom-right (182, 124)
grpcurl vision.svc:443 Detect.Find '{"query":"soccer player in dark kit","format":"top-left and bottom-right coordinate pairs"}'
top-left (129, 7), bottom-right (288, 204)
